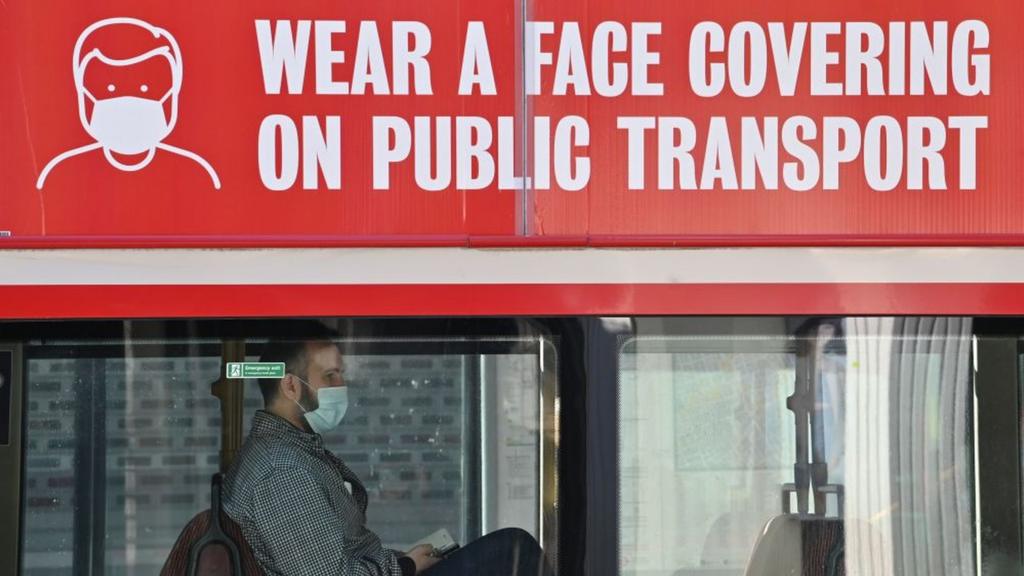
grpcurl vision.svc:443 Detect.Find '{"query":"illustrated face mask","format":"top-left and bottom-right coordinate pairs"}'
top-left (293, 376), bottom-right (349, 434)
top-left (83, 89), bottom-right (173, 155)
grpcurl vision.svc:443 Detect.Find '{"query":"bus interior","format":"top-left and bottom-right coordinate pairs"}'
top-left (0, 315), bottom-right (1020, 575)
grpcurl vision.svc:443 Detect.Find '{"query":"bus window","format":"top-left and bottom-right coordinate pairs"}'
top-left (617, 317), bottom-right (976, 576)
top-left (21, 343), bottom-right (224, 575)
top-left (10, 316), bottom-right (1017, 575)
top-left (16, 323), bottom-right (558, 576)
top-left (238, 340), bottom-right (554, 551)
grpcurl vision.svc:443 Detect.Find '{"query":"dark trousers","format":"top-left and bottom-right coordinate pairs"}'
top-left (422, 528), bottom-right (553, 576)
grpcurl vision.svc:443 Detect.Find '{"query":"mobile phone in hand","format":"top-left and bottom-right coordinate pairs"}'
top-left (414, 528), bottom-right (459, 558)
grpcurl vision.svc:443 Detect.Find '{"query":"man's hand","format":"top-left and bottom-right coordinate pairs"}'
top-left (404, 544), bottom-right (441, 574)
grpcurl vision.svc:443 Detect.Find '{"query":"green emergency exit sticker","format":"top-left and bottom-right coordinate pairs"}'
top-left (226, 362), bottom-right (286, 379)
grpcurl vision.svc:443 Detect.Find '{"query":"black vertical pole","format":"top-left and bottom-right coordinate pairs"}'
top-left (464, 352), bottom-right (482, 542)
top-left (548, 318), bottom-right (587, 576)
top-left (584, 318), bottom-right (627, 575)
top-left (788, 333), bottom-right (812, 514)
top-left (72, 358), bottom-right (106, 576)
top-left (973, 333), bottom-right (1022, 574)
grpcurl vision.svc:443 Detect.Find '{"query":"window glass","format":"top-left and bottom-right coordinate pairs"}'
top-left (240, 344), bottom-right (549, 549)
top-left (22, 358), bottom-right (78, 575)
top-left (619, 318), bottom-right (976, 576)
top-left (20, 331), bottom-right (556, 575)
top-left (22, 351), bottom-right (222, 576)
top-left (16, 316), bottom-right (988, 575)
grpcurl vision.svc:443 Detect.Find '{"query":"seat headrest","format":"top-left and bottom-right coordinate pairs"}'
top-left (743, 515), bottom-right (845, 576)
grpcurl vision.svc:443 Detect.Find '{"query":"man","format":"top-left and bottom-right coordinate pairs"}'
top-left (223, 338), bottom-right (551, 576)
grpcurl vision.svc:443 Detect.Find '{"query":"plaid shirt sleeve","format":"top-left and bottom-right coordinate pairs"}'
top-left (248, 466), bottom-right (404, 576)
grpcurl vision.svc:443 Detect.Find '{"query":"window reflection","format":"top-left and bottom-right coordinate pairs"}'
top-left (22, 354), bottom-right (222, 576)
top-left (20, 335), bottom-right (554, 575)
top-left (618, 318), bottom-right (975, 576)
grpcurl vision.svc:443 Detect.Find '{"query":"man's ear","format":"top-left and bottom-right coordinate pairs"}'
top-left (279, 374), bottom-right (301, 403)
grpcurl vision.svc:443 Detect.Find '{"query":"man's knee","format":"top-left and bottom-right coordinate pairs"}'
top-left (496, 527), bottom-right (536, 544)
top-left (493, 527), bottom-right (541, 553)
top-left (476, 528), bottom-right (548, 575)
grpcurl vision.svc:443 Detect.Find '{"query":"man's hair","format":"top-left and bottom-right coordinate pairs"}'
top-left (257, 340), bottom-right (309, 405)
top-left (257, 323), bottom-right (341, 405)
top-left (254, 319), bottom-right (339, 401)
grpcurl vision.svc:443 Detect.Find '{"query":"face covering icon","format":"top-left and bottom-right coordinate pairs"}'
top-left (35, 17), bottom-right (221, 189)
top-left (84, 89), bottom-right (173, 156)
top-left (293, 376), bottom-right (349, 434)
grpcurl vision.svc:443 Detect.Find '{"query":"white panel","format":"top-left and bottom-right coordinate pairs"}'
top-left (2, 247), bottom-right (1024, 285)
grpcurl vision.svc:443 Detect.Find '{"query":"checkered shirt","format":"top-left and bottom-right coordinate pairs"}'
top-left (224, 410), bottom-right (405, 576)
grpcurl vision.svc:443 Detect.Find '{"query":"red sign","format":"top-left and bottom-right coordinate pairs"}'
top-left (1, 1), bottom-right (1021, 244)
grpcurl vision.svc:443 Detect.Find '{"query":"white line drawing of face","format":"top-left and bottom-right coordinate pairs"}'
top-left (74, 18), bottom-right (183, 153)
top-left (36, 17), bottom-right (221, 190)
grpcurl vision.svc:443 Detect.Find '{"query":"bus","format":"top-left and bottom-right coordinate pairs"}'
top-left (2, 0), bottom-right (1022, 574)
top-left (1, 248), bottom-right (1022, 575)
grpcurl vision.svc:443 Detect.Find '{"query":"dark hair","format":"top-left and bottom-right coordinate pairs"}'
top-left (255, 321), bottom-right (341, 404)
top-left (257, 334), bottom-right (341, 405)
top-left (256, 340), bottom-right (305, 405)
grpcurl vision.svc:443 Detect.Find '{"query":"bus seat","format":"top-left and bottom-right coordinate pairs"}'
top-left (160, 474), bottom-right (263, 576)
top-left (700, 512), bottom-right (766, 569)
top-left (743, 515), bottom-right (844, 576)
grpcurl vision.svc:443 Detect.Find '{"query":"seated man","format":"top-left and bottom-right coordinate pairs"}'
top-left (223, 337), bottom-right (552, 576)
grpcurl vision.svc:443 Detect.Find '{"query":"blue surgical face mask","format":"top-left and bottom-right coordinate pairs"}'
top-left (293, 376), bottom-right (349, 434)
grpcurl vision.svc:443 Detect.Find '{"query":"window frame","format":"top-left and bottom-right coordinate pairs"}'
top-left (11, 318), bottom-right (568, 575)
top-left (592, 317), bottom-right (1024, 575)
top-left (4, 316), bottom-right (1023, 575)
top-left (0, 344), bottom-right (23, 576)
top-left (972, 319), bottom-right (1024, 572)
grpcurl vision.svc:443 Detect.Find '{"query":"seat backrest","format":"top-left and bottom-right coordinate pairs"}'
top-left (744, 515), bottom-right (845, 576)
top-left (160, 475), bottom-right (263, 576)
